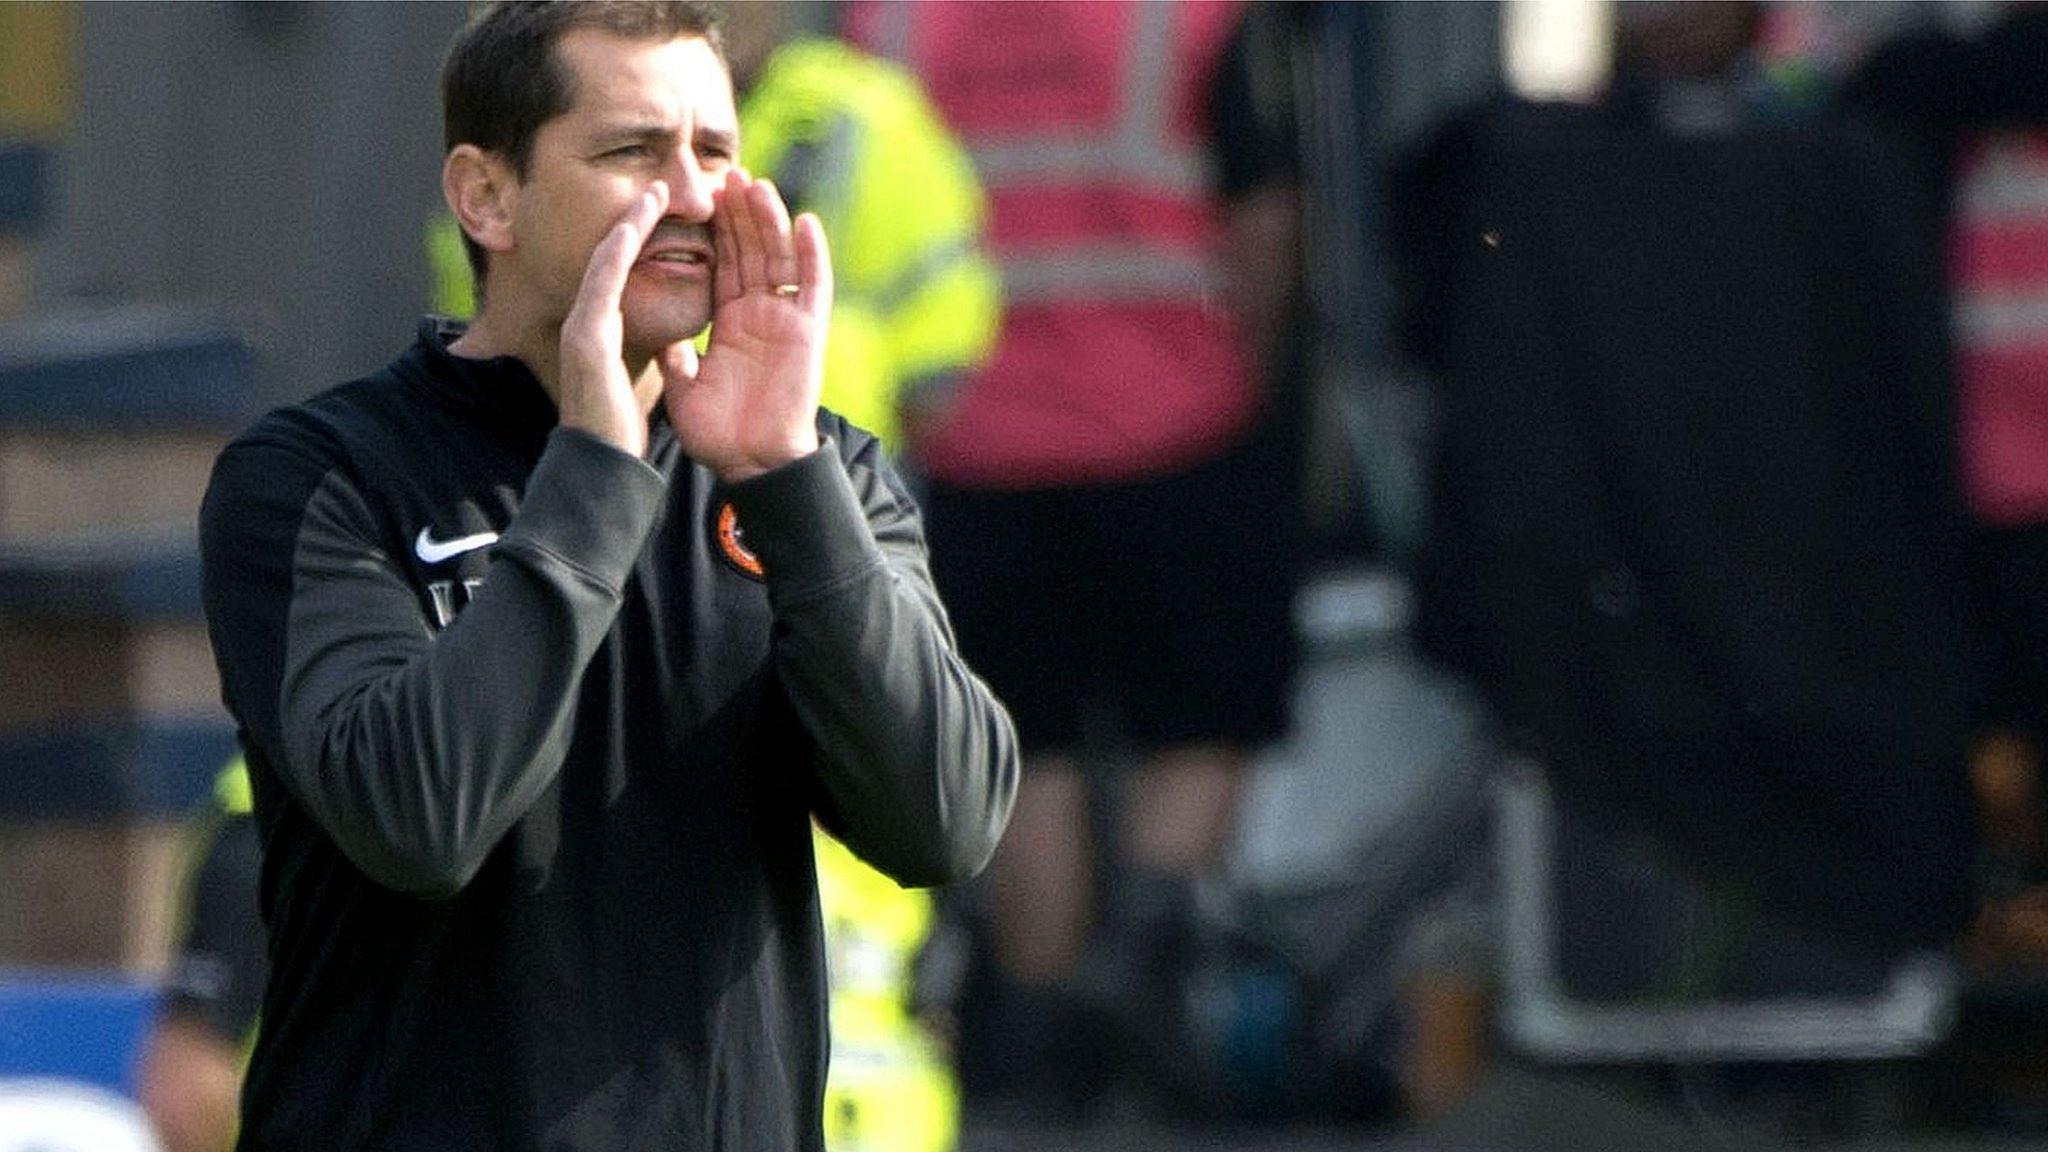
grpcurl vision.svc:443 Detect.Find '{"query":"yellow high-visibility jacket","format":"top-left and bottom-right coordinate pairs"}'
top-left (739, 36), bottom-right (1000, 448)
top-left (813, 829), bottom-right (958, 1152)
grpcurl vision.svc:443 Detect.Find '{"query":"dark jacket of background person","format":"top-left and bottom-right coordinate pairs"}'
top-left (1840, 6), bottom-right (2048, 241)
top-left (1405, 76), bottom-right (1979, 953)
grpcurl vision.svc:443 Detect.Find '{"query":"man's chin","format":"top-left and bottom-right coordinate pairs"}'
top-left (621, 304), bottom-right (711, 359)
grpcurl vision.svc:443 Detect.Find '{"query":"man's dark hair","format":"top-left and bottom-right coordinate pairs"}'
top-left (441, 1), bottom-right (725, 287)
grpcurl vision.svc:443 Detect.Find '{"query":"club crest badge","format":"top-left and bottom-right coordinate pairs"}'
top-left (713, 501), bottom-right (764, 581)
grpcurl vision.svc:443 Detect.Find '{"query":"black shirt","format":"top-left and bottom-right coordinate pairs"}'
top-left (198, 320), bottom-right (1016, 1151)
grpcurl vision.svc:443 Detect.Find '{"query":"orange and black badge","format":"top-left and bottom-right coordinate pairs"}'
top-left (713, 501), bottom-right (764, 580)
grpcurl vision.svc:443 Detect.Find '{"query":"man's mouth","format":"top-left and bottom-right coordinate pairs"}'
top-left (637, 223), bottom-right (713, 269)
top-left (637, 246), bottom-right (710, 268)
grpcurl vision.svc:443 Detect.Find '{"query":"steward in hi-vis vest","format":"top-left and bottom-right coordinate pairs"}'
top-left (738, 36), bottom-right (1000, 450)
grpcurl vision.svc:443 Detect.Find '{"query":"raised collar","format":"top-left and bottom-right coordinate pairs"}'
top-left (404, 316), bottom-right (558, 432)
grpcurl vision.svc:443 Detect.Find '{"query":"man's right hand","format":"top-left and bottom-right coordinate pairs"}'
top-left (556, 181), bottom-right (672, 458)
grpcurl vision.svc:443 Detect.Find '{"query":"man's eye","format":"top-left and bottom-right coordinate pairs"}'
top-left (608, 144), bottom-right (654, 159)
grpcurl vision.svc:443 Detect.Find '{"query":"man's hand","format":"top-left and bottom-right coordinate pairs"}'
top-left (557, 181), bottom-right (673, 458)
top-left (663, 169), bottom-right (831, 482)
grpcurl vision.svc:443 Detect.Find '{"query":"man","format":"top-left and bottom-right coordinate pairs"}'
top-left (135, 760), bottom-right (263, 1152)
top-left (196, 4), bottom-right (1017, 1149)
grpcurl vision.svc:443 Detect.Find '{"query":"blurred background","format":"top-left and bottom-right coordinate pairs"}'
top-left (5, 1), bottom-right (2048, 1149)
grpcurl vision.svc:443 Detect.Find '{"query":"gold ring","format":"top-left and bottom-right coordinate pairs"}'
top-left (771, 283), bottom-right (800, 297)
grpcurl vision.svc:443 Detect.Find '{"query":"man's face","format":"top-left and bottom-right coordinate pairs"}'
top-left (506, 30), bottom-right (737, 357)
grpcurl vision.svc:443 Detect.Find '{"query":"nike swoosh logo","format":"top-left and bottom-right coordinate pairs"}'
top-left (415, 527), bottom-right (500, 565)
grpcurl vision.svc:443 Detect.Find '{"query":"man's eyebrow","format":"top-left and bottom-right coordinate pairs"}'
top-left (588, 122), bottom-right (738, 153)
top-left (591, 122), bottom-right (678, 146)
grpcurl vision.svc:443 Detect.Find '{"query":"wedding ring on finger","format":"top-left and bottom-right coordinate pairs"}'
top-left (770, 283), bottom-right (800, 298)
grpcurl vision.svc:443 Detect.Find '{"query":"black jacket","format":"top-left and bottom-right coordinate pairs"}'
top-left (1410, 99), bottom-right (1979, 952)
top-left (199, 319), bottom-right (1017, 1151)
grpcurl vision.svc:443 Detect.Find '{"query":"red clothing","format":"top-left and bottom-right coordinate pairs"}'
top-left (848, 0), bottom-right (1257, 488)
top-left (1953, 133), bottom-right (2048, 525)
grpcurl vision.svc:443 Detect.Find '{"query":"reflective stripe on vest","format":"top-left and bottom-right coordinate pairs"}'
top-left (1959, 138), bottom-right (2048, 221)
top-left (1955, 136), bottom-right (2048, 354)
top-left (1000, 248), bottom-right (1220, 305)
top-left (1958, 288), bottom-right (2048, 350)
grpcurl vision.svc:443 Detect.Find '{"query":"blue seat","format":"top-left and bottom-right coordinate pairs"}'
top-left (0, 974), bottom-right (158, 1098)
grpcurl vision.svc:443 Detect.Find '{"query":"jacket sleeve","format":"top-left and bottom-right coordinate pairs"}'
top-left (721, 430), bottom-right (1018, 888)
top-left (200, 425), bottom-right (666, 897)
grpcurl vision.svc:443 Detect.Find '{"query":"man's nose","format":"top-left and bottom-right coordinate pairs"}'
top-left (662, 149), bottom-right (718, 221)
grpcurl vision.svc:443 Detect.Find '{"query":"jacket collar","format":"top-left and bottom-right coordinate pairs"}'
top-left (406, 316), bottom-right (559, 433)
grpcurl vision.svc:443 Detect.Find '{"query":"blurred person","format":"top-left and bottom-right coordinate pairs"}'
top-left (846, 0), bottom-right (1306, 1117)
top-left (1409, 0), bottom-right (1978, 962)
top-left (196, 4), bottom-right (1018, 1150)
top-left (136, 760), bottom-right (263, 1152)
top-left (1393, 8), bottom-right (1983, 1136)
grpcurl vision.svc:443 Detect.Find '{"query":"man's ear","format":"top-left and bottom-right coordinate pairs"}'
top-left (443, 144), bottom-right (517, 258)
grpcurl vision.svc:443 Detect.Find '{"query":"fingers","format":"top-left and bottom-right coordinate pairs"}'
top-left (731, 169), bottom-right (770, 290)
top-left (567, 181), bottom-right (670, 340)
top-left (714, 169), bottom-right (803, 298)
top-left (793, 212), bottom-right (832, 316)
top-left (713, 171), bottom-right (743, 304)
top-left (753, 178), bottom-right (800, 292)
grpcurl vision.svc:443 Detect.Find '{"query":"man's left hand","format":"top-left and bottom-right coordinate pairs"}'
top-left (663, 169), bottom-right (831, 482)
